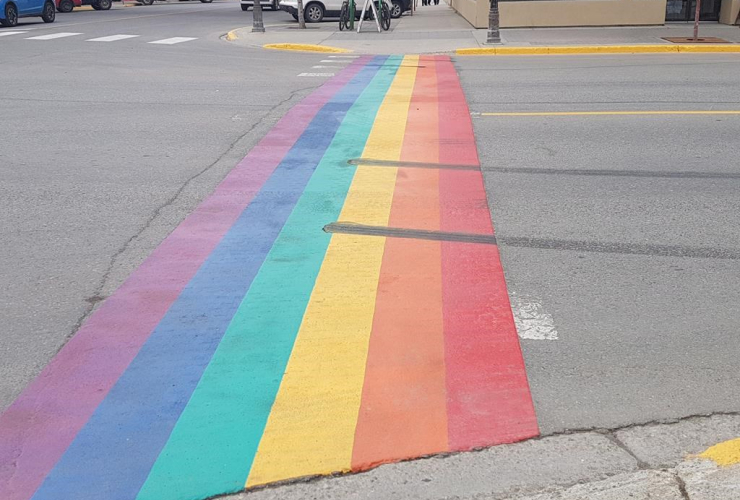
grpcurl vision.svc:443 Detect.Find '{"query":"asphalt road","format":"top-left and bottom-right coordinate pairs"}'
top-left (0, 0), bottom-right (333, 411)
top-left (2, 0), bottom-right (740, 458)
top-left (456, 54), bottom-right (740, 434)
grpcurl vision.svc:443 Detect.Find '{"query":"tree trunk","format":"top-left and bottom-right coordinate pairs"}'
top-left (297, 0), bottom-right (306, 28)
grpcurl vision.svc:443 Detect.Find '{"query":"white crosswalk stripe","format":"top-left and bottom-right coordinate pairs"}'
top-left (148, 37), bottom-right (198, 45)
top-left (26, 33), bottom-right (83, 40)
top-left (298, 73), bottom-right (335, 77)
top-left (319, 59), bottom-right (349, 63)
top-left (86, 34), bottom-right (140, 42)
top-left (0, 31), bottom-right (28, 38)
top-left (328, 55), bottom-right (359, 58)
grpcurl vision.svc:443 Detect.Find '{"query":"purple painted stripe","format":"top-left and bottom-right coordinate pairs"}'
top-left (0, 56), bottom-right (370, 500)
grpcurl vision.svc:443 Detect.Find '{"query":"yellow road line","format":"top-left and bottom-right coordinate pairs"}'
top-left (245, 56), bottom-right (419, 487)
top-left (480, 111), bottom-right (740, 117)
top-left (700, 437), bottom-right (740, 466)
top-left (263, 43), bottom-right (352, 53)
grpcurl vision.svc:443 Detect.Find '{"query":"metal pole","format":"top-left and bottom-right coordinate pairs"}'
top-left (692, 0), bottom-right (701, 41)
top-left (350, 0), bottom-right (355, 30)
top-left (486, 0), bottom-right (500, 44)
top-left (252, 0), bottom-right (265, 32)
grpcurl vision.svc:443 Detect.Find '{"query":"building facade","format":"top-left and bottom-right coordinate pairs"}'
top-left (449, 0), bottom-right (740, 28)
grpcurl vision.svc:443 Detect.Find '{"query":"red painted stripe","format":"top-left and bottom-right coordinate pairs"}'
top-left (352, 56), bottom-right (448, 470)
top-left (436, 56), bottom-right (539, 450)
top-left (0, 58), bottom-right (371, 500)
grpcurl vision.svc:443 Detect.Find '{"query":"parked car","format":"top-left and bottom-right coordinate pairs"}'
top-left (56, 0), bottom-right (112, 12)
top-left (240, 0), bottom-right (278, 11)
top-left (280, 0), bottom-right (408, 22)
top-left (1, 0), bottom-right (55, 25)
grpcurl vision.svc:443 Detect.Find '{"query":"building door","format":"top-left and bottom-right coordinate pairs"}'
top-left (666, 0), bottom-right (722, 21)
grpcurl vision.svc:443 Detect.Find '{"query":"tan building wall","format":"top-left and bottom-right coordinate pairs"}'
top-left (450, 0), bottom-right (666, 28)
top-left (719, 0), bottom-right (740, 24)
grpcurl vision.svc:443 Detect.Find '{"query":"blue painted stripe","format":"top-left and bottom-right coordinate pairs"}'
top-left (30, 59), bottom-right (383, 500)
top-left (134, 56), bottom-right (397, 500)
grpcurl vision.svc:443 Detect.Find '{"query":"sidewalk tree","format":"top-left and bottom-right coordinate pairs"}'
top-left (486, 0), bottom-right (500, 44)
top-left (693, 0), bottom-right (701, 41)
top-left (297, 0), bottom-right (306, 28)
top-left (252, 0), bottom-right (265, 33)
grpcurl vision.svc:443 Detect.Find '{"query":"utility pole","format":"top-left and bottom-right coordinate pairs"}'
top-left (692, 0), bottom-right (702, 41)
top-left (486, 0), bottom-right (501, 44)
top-left (297, 0), bottom-right (306, 28)
top-left (252, 0), bottom-right (265, 33)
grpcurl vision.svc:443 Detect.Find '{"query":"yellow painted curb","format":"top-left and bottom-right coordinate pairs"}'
top-left (225, 29), bottom-right (239, 42)
top-left (263, 43), bottom-right (352, 53)
top-left (699, 437), bottom-right (740, 466)
top-left (456, 44), bottom-right (740, 56)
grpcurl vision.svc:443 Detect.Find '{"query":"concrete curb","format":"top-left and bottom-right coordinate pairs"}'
top-left (457, 44), bottom-right (740, 56)
top-left (263, 43), bottom-right (353, 53)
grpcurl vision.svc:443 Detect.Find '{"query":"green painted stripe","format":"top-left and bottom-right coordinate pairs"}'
top-left (135, 56), bottom-right (402, 500)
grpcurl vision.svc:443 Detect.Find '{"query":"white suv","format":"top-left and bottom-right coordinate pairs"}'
top-left (240, 0), bottom-right (279, 11)
top-left (280, 0), bottom-right (406, 22)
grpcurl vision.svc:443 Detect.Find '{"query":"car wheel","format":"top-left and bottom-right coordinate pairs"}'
top-left (291, 12), bottom-right (297, 20)
top-left (41, 0), bottom-right (56, 21)
top-left (139, 0), bottom-right (154, 4)
top-left (200, 0), bottom-right (213, 2)
top-left (1, 3), bottom-right (18, 26)
top-left (241, 3), bottom-right (249, 8)
top-left (390, 0), bottom-right (402, 18)
top-left (304, 2), bottom-right (323, 22)
top-left (96, 0), bottom-right (112, 8)
top-left (58, 0), bottom-right (74, 12)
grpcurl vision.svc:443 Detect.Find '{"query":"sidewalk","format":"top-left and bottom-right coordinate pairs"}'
top-left (227, 5), bottom-right (740, 54)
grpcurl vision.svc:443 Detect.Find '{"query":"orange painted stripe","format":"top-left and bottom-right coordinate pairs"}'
top-left (351, 56), bottom-right (448, 470)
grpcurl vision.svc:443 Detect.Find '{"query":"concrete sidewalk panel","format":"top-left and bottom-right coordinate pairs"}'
top-left (235, 433), bottom-right (637, 500)
top-left (678, 460), bottom-right (740, 500)
top-left (615, 415), bottom-right (740, 468)
top-left (503, 470), bottom-right (683, 500)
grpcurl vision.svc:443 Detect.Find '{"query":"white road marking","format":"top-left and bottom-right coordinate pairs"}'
top-left (298, 73), bottom-right (335, 77)
top-left (26, 33), bottom-right (83, 40)
top-left (511, 294), bottom-right (558, 340)
top-left (0, 31), bottom-right (28, 38)
top-left (148, 37), bottom-right (198, 45)
top-left (312, 65), bottom-right (337, 68)
top-left (319, 59), bottom-right (348, 63)
top-left (328, 55), bottom-right (359, 58)
top-left (86, 34), bottom-right (140, 42)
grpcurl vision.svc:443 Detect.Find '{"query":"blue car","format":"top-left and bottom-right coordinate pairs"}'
top-left (1, 0), bottom-right (56, 27)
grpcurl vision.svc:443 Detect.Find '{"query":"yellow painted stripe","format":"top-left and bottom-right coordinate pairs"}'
top-left (245, 56), bottom-right (419, 488)
top-left (457, 45), bottom-right (740, 56)
top-left (480, 110), bottom-right (740, 117)
top-left (263, 43), bottom-right (353, 53)
top-left (699, 437), bottom-right (740, 466)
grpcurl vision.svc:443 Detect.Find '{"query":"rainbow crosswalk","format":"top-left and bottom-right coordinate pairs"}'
top-left (0, 55), bottom-right (538, 500)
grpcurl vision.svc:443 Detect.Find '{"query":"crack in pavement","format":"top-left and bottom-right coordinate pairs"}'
top-left (54, 84), bottom-right (316, 359)
top-left (199, 410), bottom-right (740, 500)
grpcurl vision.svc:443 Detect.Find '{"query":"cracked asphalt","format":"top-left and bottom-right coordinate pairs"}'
top-left (3, 4), bottom-right (740, 499)
top-left (0, 1), bottom-right (319, 410)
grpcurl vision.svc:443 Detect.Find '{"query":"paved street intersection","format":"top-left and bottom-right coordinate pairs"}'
top-left (2, 3), bottom-right (740, 500)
